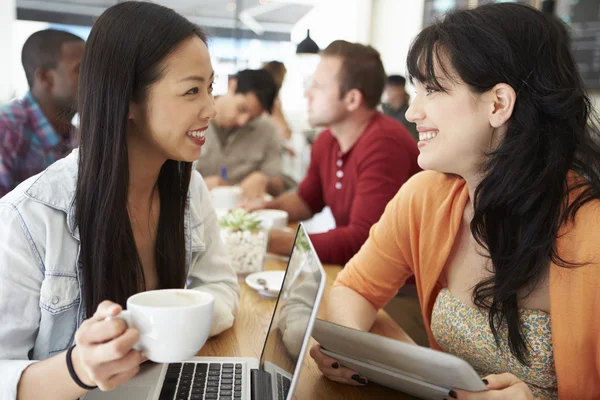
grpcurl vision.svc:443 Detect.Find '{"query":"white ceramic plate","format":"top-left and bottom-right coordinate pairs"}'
top-left (245, 270), bottom-right (285, 298)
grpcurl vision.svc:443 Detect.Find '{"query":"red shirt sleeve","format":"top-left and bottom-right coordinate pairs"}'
top-left (309, 133), bottom-right (418, 265)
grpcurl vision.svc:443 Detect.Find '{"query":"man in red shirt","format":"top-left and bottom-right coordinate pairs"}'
top-left (245, 40), bottom-right (420, 265)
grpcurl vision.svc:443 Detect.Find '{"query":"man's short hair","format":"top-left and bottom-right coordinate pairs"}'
top-left (321, 40), bottom-right (386, 110)
top-left (21, 29), bottom-right (84, 88)
top-left (234, 69), bottom-right (278, 114)
top-left (387, 75), bottom-right (407, 87)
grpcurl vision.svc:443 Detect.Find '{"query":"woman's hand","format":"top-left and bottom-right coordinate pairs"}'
top-left (309, 344), bottom-right (368, 386)
top-left (71, 301), bottom-right (146, 391)
top-left (454, 373), bottom-right (535, 400)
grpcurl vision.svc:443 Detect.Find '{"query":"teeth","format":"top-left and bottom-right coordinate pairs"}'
top-left (419, 132), bottom-right (438, 141)
top-left (187, 130), bottom-right (205, 139)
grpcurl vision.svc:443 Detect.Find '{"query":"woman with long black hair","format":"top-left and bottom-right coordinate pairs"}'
top-left (0, 2), bottom-right (239, 398)
top-left (311, 3), bottom-right (600, 399)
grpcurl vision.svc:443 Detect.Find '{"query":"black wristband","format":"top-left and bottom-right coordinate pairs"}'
top-left (66, 344), bottom-right (98, 391)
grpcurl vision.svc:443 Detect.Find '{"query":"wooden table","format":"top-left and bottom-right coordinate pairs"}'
top-left (197, 254), bottom-right (418, 399)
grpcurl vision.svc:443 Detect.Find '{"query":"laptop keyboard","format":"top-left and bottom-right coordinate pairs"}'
top-left (158, 362), bottom-right (244, 400)
top-left (276, 373), bottom-right (291, 400)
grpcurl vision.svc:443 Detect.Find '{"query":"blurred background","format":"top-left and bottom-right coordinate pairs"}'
top-left (2, 0), bottom-right (598, 135)
top-left (2, 0), bottom-right (597, 210)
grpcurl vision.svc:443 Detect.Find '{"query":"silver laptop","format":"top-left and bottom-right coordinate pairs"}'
top-left (85, 223), bottom-right (326, 400)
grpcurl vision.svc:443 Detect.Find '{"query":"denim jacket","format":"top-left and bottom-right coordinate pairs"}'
top-left (0, 150), bottom-right (240, 399)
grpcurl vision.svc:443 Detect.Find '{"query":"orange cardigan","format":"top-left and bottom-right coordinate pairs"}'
top-left (335, 171), bottom-right (600, 399)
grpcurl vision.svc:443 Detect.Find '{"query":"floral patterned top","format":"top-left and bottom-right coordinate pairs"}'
top-left (431, 288), bottom-right (558, 399)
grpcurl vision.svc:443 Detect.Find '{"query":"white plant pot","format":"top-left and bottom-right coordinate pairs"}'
top-left (221, 228), bottom-right (268, 278)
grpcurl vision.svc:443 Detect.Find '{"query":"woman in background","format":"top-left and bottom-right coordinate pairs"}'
top-left (263, 61), bottom-right (293, 142)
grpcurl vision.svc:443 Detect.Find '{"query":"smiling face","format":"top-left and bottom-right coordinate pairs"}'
top-left (130, 35), bottom-right (216, 162)
top-left (405, 58), bottom-right (500, 178)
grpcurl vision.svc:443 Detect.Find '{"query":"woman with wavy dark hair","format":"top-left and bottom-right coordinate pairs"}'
top-left (0, 2), bottom-right (239, 399)
top-left (310, 3), bottom-right (600, 399)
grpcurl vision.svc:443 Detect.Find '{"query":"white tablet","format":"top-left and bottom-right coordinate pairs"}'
top-left (312, 319), bottom-right (487, 400)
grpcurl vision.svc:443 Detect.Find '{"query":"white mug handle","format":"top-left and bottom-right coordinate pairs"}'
top-left (106, 310), bottom-right (142, 351)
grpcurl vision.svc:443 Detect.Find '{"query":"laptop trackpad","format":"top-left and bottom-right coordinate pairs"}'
top-left (83, 362), bottom-right (162, 400)
top-left (85, 386), bottom-right (151, 400)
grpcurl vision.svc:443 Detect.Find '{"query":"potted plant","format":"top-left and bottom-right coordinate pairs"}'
top-left (219, 209), bottom-right (268, 278)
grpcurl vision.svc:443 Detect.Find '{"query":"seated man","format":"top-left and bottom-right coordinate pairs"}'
top-left (381, 74), bottom-right (419, 142)
top-left (0, 29), bottom-right (85, 197)
top-left (245, 40), bottom-right (420, 265)
top-left (196, 69), bottom-right (288, 199)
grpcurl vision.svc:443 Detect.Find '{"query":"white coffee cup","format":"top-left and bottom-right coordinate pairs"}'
top-left (211, 186), bottom-right (242, 210)
top-left (111, 289), bottom-right (214, 363)
top-left (253, 209), bottom-right (289, 230)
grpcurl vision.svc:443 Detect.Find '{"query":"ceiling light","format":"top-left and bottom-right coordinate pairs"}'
top-left (296, 30), bottom-right (319, 54)
top-left (226, 1), bottom-right (236, 12)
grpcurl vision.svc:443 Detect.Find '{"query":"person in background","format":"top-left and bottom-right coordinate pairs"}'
top-left (310, 4), bottom-right (600, 399)
top-left (244, 40), bottom-right (420, 266)
top-left (381, 74), bottom-right (419, 141)
top-left (0, 29), bottom-right (85, 197)
top-left (0, 2), bottom-right (239, 398)
top-left (262, 61), bottom-right (293, 141)
top-left (227, 73), bottom-right (238, 93)
top-left (196, 69), bottom-right (288, 199)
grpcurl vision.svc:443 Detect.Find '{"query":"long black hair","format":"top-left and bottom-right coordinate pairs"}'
top-left (407, 3), bottom-right (600, 363)
top-left (75, 1), bottom-right (207, 317)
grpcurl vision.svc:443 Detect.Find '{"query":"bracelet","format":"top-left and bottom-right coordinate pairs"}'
top-left (66, 344), bottom-right (98, 391)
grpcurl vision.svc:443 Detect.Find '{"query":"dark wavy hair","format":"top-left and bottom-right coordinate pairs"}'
top-left (75, 1), bottom-right (207, 317)
top-left (407, 3), bottom-right (600, 363)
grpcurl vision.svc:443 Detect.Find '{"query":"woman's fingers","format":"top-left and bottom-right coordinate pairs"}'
top-left (454, 373), bottom-right (534, 400)
top-left (323, 368), bottom-right (368, 386)
top-left (309, 344), bottom-right (367, 386)
top-left (90, 328), bottom-right (141, 365)
top-left (481, 373), bottom-right (521, 390)
top-left (83, 318), bottom-right (129, 345)
top-left (98, 363), bottom-right (142, 392)
top-left (72, 300), bottom-right (144, 391)
top-left (93, 349), bottom-right (145, 381)
top-left (93, 301), bottom-right (122, 320)
top-left (83, 328), bottom-right (141, 387)
top-left (76, 301), bottom-right (124, 346)
top-left (310, 344), bottom-right (337, 368)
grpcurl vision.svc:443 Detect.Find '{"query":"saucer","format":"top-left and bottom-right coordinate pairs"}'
top-left (245, 270), bottom-right (285, 298)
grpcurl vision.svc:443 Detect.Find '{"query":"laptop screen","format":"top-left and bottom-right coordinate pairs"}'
top-left (258, 224), bottom-right (324, 387)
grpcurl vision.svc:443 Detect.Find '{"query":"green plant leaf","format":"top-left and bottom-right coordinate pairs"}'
top-left (219, 209), bottom-right (262, 231)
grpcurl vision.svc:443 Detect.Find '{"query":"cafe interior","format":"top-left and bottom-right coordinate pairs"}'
top-left (0, 0), bottom-right (599, 399)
